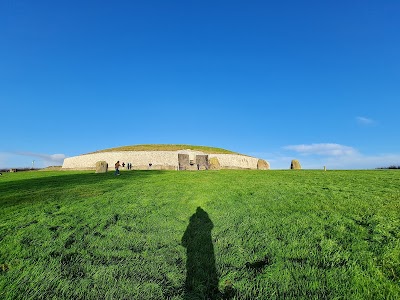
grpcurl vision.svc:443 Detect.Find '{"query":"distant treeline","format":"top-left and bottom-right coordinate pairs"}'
top-left (376, 166), bottom-right (400, 169)
top-left (0, 168), bottom-right (41, 173)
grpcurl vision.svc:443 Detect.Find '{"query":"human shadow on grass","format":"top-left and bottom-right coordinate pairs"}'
top-left (182, 207), bottom-right (232, 300)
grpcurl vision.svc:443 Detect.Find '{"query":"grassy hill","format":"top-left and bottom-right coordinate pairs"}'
top-left (90, 144), bottom-right (241, 155)
top-left (1, 170), bottom-right (399, 299)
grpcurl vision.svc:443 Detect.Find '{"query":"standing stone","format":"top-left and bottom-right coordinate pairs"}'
top-left (96, 161), bottom-right (108, 173)
top-left (178, 154), bottom-right (190, 170)
top-left (196, 155), bottom-right (209, 170)
top-left (290, 159), bottom-right (301, 170)
top-left (209, 157), bottom-right (221, 170)
top-left (257, 159), bottom-right (270, 170)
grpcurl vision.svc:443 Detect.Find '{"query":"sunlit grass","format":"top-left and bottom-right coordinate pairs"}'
top-left (0, 170), bottom-right (399, 299)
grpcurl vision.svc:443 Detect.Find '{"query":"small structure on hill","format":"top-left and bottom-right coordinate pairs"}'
top-left (290, 159), bottom-right (301, 170)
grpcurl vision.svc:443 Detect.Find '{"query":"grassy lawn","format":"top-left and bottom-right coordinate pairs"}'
top-left (91, 144), bottom-right (240, 154)
top-left (0, 170), bottom-right (399, 299)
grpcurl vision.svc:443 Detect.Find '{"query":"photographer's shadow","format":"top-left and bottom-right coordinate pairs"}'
top-left (182, 207), bottom-right (221, 300)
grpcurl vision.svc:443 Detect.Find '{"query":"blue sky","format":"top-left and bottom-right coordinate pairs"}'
top-left (1, 0), bottom-right (399, 169)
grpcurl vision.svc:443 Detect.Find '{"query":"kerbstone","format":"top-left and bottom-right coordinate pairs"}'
top-left (95, 161), bottom-right (108, 173)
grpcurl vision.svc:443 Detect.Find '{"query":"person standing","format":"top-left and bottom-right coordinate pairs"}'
top-left (115, 161), bottom-right (121, 176)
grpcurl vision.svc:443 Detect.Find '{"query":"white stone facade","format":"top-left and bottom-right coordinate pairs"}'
top-left (62, 150), bottom-right (269, 170)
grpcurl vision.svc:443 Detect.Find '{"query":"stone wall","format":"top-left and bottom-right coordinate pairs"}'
top-left (62, 151), bottom-right (179, 170)
top-left (62, 150), bottom-right (269, 171)
top-left (209, 154), bottom-right (260, 169)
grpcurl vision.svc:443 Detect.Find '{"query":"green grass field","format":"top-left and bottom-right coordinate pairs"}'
top-left (91, 144), bottom-right (240, 154)
top-left (0, 170), bottom-right (399, 299)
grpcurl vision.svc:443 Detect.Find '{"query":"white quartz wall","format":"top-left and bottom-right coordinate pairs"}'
top-left (62, 151), bottom-right (267, 170)
top-left (62, 151), bottom-right (179, 170)
top-left (209, 154), bottom-right (260, 169)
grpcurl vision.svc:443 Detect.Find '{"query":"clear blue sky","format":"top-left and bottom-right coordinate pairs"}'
top-left (1, 0), bottom-right (399, 169)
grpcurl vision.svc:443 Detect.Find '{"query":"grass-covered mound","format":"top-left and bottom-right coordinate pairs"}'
top-left (91, 144), bottom-right (240, 154)
top-left (1, 170), bottom-right (399, 299)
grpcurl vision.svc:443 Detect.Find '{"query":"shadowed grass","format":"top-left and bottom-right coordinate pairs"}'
top-left (0, 170), bottom-right (399, 299)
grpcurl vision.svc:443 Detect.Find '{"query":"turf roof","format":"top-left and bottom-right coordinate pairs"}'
top-left (89, 144), bottom-right (240, 155)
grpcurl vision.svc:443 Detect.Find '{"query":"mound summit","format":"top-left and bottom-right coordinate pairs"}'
top-left (62, 144), bottom-right (270, 171)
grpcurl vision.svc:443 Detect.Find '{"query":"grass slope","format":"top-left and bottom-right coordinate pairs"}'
top-left (90, 144), bottom-right (240, 155)
top-left (0, 170), bottom-right (399, 299)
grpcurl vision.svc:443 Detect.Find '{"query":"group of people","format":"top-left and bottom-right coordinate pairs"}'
top-left (114, 161), bottom-right (133, 175)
